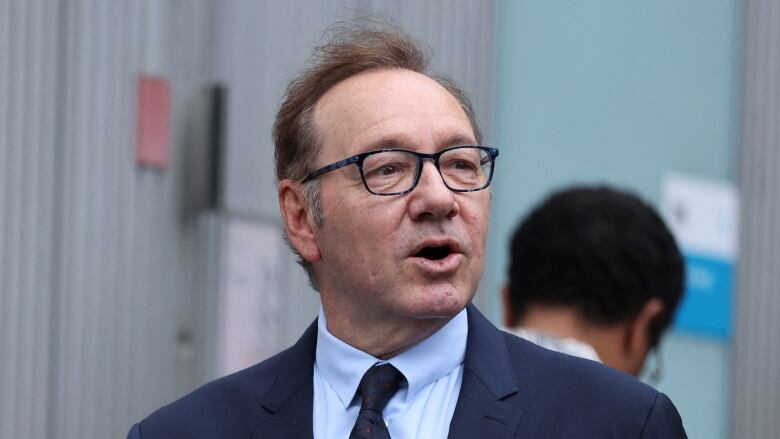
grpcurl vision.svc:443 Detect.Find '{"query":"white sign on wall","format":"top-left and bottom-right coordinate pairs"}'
top-left (217, 216), bottom-right (284, 376)
top-left (661, 173), bottom-right (739, 260)
top-left (660, 173), bottom-right (739, 339)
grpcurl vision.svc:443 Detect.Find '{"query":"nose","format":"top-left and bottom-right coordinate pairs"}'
top-left (407, 161), bottom-right (459, 221)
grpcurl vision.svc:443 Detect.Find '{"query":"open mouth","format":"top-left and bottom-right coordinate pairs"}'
top-left (414, 244), bottom-right (454, 261)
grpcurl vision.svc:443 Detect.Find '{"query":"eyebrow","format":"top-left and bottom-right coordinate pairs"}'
top-left (442, 134), bottom-right (479, 147)
top-left (359, 133), bottom-right (478, 154)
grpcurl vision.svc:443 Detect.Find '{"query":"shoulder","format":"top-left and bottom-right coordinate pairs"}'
top-left (507, 326), bottom-right (602, 362)
top-left (131, 322), bottom-right (317, 439)
top-left (132, 351), bottom-right (288, 438)
top-left (503, 330), bottom-right (648, 393)
top-left (500, 331), bottom-right (686, 437)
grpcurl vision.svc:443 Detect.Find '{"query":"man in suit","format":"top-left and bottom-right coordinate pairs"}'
top-left (128, 24), bottom-right (687, 438)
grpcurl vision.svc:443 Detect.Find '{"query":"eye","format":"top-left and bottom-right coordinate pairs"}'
top-left (443, 158), bottom-right (478, 172)
top-left (363, 158), bottom-right (413, 179)
top-left (362, 151), bottom-right (417, 186)
top-left (452, 160), bottom-right (473, 170)
top-left (379, 165), bottom-right (398, 175)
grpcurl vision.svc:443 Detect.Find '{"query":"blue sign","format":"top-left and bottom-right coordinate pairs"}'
top-left (673, 252), bottom-right (734, 339)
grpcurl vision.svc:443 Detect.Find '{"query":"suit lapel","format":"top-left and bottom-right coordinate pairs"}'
top-left (250, 320), bottom-right (317, 439)
top-left (448, 305), bottom-right (523, 439)
top-left (247, 306), bottom-right (523, 438)
top-left (250, 379), bottom-right (313, 439)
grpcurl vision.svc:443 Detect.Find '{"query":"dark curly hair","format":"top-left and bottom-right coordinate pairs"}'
top-left (506, 185), bottom-right (685, 347)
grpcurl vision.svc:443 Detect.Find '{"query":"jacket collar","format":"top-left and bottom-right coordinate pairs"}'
top-left (447, 304), bottom-right (523, 439)
top-left (249, 304), bottom-right (523, 439)
top-left (250, 320), bottom-right (317, 439)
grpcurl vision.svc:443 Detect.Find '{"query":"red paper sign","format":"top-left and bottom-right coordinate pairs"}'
top-left (136, 75), bottom-right (171, 168)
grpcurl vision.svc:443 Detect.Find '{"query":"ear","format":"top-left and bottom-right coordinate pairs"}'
top-left (278, 179), bottom-right (321, 263)
top-left (501, 285), bottom-right (515, 327)
top-left (623, 298), bottom-right (665, 375)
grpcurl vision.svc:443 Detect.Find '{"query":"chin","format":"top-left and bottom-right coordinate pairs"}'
top-left (408, 285), bottom-right (471, 319)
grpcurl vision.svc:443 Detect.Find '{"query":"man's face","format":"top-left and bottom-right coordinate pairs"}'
top-left (309, 69), bottom-right (490, 326)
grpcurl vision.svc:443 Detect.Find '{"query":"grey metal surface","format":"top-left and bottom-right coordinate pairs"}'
top-left (0, 1), bottom-right (495, 437)
top-left (0, 1), bottom-right (58, 438)
top-left (733, 0), bottom-right (780, 437)
top-left (1, 1), bottom-right (216, 438)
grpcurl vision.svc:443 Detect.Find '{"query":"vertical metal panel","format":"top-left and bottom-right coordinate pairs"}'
top-left (42, 0), bottom-right (217, 437)
top-left (4, 2), bottom-right (24, 438)
top-left (0, 4), bottom-right (7, 358)
top-left (1, 0), bottom-right (16, 433)
top-left (33, 2), bottom-right (58, 439)
top-left (734, 0), bottom-right (780, 437)
top-left (0, 0), bottom-right (58, 438)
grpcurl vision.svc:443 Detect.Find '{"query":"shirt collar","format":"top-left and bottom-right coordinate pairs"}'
top-left (315, 307), bottom-right (468, 408)
top-left (509, 326), bottom-right (602, 363)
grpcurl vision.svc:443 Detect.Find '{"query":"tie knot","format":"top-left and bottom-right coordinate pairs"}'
top-left (357, 364), bottom-right (404, 412)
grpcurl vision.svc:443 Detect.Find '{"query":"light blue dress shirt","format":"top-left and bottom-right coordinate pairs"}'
top-left (313, 308), bottom-right (468, 439)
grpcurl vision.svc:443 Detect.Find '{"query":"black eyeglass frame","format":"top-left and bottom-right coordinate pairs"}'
top-left (300, 145), bottom-right (499, 196)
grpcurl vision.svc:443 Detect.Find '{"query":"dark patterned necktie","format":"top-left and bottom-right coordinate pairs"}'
top-left (349, 364), bottom-right (404, 439)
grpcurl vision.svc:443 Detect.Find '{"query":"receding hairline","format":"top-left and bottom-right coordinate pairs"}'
top-left (309, 67), bottom-right (479, 158)
top-left (273, 23), bottom-right (482, 183)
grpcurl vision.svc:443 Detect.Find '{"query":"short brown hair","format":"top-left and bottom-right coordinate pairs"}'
top-left (273, 21), bottom-right (482, 287)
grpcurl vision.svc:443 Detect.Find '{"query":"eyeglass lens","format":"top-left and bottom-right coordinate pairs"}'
top-left (361, 147), bottom-right (492, 195)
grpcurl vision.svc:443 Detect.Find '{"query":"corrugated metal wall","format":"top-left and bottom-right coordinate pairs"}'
top-left (0, 1), bottom-right (59, 438)
top-left (53, 1), bottom-right (220, 437)
top-left (1, 1), bottom-right (495, 438)
top-left (733, 0), bottom-right (780, 437)
top-left (1, 1), bottom-right (218, 438)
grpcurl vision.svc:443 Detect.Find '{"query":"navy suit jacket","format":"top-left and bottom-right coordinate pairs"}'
top-left (128, 305), bottom-right (686, 438)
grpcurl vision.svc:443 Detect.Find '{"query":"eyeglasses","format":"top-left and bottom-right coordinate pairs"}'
top-left (300, 145), bottom-right (499, 196)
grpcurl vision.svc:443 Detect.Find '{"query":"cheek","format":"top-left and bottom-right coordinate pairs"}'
top-left (462, 200), bottom-right (491, 241)
top-left (327, 202), bottom-right (397, 255)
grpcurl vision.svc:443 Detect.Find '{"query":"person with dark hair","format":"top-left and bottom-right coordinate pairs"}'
top-left (128, 23), bottom-right (686, 438)
top-left (503, 185), bottom-right (685, 377)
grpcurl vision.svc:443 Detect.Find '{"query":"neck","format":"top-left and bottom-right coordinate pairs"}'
top-left (519, 305), bottom-right (590, 339)
top-left (321, 300), bottom-right (452, 359)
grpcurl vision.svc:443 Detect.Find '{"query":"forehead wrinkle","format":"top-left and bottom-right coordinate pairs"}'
top-left (354, 118), bottom-right (475, 155)
top-left (312, 69), bottom-right (473, 160)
